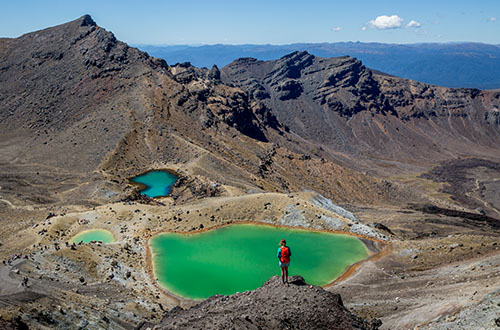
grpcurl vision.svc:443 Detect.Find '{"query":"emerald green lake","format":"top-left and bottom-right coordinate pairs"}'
top-left (70, 229), bottom-right (115, 244)
top-left (131, 170), bottom-right (178, 198)
top-left (150, 224), bottom-right (370, 300)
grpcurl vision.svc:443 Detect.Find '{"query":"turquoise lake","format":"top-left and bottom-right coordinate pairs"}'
top-left (131, 170), bottom-right (178, 198)
top-left (150, 224), bottom-right (370, 300)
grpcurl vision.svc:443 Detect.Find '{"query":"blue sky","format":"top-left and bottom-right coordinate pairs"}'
top-left (0, 0), bottom-right (498, 45)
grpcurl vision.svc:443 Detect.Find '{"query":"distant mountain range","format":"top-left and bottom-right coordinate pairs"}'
top-left (137, 42), bottom-right (500, 90)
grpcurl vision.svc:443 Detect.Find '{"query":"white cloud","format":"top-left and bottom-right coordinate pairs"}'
top-left (489, 17), bottom-right (497, 22)
top-left (406, 20), bottom-right (421, 28)
top-left (361, 26), bottom-right (367, 31)
top-left (331, 26), bottom-right (342, 32)
top-left (367, 15), bottom-right (404, 29)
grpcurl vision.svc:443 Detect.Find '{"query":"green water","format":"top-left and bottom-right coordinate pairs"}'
top-left (131, 170), bottom-right (178, 198)
top-left (70, 229), bottom-right (115, 244)
top-left (150, 224), bottom-right (370, 300)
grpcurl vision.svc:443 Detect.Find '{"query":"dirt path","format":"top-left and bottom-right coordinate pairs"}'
top-left (466, 178), bottom-right (500, 217)
top-left (0, 198), bottom-right (14, 208)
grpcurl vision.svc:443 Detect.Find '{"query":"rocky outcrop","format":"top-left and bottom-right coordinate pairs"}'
top-left (484, 109), bottom-right (500, 125)
top-left (140, 276), bottom-right (380, 330)
top-left (221, 51), bottom-right (500, 169)
top-left (221, 52), bottom-right (390, 120)
top-left (169, 62), bottom-right (268, 141)
top-left (279, 205), bottom-right (310, 228)
top-left (311, 194), bottom-right (358, 222)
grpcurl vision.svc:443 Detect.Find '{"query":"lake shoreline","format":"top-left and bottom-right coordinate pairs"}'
top-left (129, 168), bottom-right (180, 198)
top-left (69, 229), bottom-right (115, 244)
top-left (145, 221), bottom-right (389, 301)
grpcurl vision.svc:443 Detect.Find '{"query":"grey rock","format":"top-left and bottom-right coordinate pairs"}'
top-left (320, 215), bottom-right (344, 230)
top-left (311, 195), bottom-right (358, 222)
top-left (279, 205), bottom-right (310, 228)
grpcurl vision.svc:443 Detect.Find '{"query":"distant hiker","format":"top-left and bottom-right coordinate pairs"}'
top-left (277, 239), bottom-right (291, 284)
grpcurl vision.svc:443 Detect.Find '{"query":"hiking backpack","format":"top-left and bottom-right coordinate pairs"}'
top-left (280, 246), bottom-right (290, 263)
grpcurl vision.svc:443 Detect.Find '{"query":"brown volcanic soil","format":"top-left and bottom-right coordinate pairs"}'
top-left (0, 15), bottom-right (499, 330)
top-left (420, 158), bottom-right (500, 218)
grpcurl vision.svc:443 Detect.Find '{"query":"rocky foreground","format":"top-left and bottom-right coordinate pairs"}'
top-left (138, 276), bottom-right (380, 330)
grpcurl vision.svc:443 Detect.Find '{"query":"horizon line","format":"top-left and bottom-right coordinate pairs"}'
top-left (131, 41), bottom-right (500, 47)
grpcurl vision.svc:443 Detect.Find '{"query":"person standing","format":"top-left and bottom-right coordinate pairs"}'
top-left (277, 239), bottom-right (291, 284)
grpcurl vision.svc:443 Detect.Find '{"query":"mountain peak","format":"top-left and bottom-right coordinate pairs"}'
top-left (80, 14), bottom-right (96, 27)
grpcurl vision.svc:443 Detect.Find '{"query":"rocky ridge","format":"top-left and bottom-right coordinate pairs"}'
top-left (221, 51), bottom-right (500, 175)
top-left (139, 276), bottom-right (380, 330)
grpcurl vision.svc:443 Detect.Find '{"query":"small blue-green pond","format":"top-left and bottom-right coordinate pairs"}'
top-left (70, 229), bottom-right (115, 244)
top-left (131, 170), bottom-right (178, 198)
